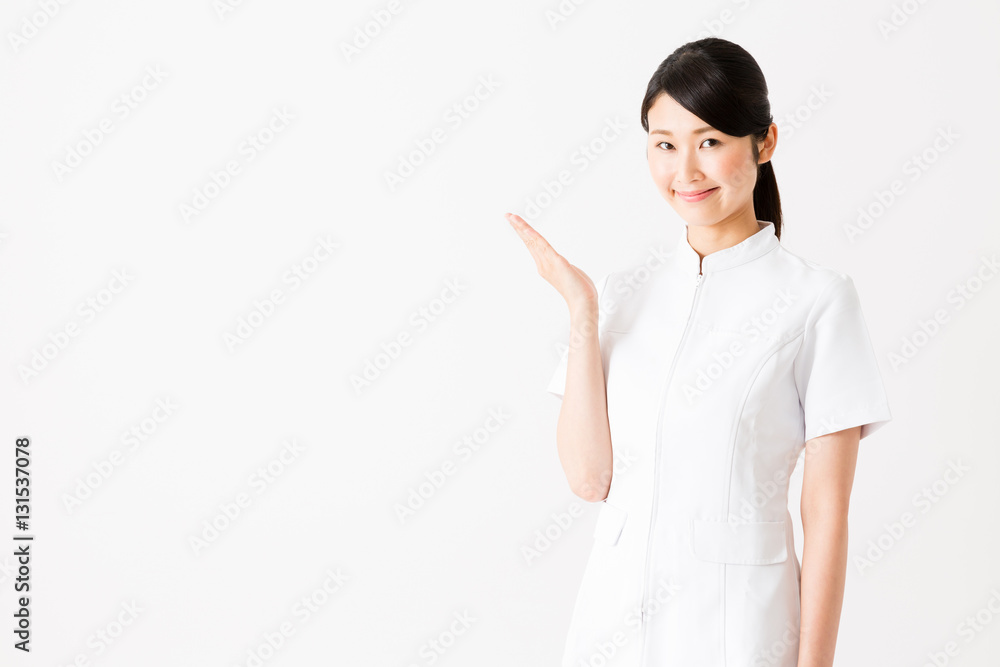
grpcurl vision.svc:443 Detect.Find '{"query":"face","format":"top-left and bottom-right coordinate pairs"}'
top-left (645, 92), bottom-right (776, 229)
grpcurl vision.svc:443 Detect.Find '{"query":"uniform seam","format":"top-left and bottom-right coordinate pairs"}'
top-left (722, 332), bottom-right (805, 517)
top-left (719, 332), bottom-right (803, 665)
top-left (802, 273), bottom-right (846, 333)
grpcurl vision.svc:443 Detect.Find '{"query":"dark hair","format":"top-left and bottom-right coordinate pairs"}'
top-left (640, 38), bottom-right (782, 240)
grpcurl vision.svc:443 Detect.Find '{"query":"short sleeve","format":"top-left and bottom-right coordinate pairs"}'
top-left (793, 274), bottom-right (892, 442)
top-left (546, 273), bottom-right (612, 400)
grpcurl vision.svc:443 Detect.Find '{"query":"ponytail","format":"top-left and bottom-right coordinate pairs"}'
top-left (753, 158), bottom-right (782, 241)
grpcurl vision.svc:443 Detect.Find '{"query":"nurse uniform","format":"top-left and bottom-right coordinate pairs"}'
top-left (547, 220), bottom-right (892, 667)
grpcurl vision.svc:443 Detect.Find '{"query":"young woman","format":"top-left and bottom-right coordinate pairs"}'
top-left (506, 38), bottom-right (891, 667)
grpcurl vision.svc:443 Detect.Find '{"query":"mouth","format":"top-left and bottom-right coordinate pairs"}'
top-left (675, 187), bottom-right (718, 202)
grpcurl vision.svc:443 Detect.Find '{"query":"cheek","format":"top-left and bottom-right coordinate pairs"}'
top-left (648, 156), bottom-right (672, 185)
top-left (717, 152), bottom-right (758, 191)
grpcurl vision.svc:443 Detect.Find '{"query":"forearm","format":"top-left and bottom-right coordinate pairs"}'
top-left (555, 303), bottom-right (613, 502)
top-left (797, 513), bottom-right (849, 667)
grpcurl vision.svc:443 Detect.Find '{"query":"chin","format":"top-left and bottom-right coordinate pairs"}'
top-left (668, 203), bottom-right (713, 224)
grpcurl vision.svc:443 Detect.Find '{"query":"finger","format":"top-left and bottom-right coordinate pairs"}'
top-left (506, 213), bottom-right (555, 255)
top-left (506, 213), bottom-right (559, 273)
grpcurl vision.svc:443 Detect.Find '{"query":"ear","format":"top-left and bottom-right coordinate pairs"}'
top-left (757, 122), bottom-right (778, 163)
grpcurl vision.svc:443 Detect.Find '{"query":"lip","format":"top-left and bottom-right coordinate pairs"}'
top-left (675, 187), bottom-right (718, 202)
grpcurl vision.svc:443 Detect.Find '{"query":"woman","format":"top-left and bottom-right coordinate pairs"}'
top-left (506, 38), bottom-right (892, 667)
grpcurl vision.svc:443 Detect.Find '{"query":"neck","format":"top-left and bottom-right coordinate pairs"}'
top-left (686, 215), bottom-right (764, 272)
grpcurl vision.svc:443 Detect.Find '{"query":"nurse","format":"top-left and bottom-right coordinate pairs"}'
top-left (506, 38), bottom-right (891, 667)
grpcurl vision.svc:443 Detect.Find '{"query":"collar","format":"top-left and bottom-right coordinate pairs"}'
top-left (674, 220), bottom-right (779, 276)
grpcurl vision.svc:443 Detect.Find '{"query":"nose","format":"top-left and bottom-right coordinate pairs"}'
top-left (675, 149), bottom-right (703, 187)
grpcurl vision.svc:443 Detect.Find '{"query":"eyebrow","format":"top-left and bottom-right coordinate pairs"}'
top-left (650, 126), bottom-right (715, 136)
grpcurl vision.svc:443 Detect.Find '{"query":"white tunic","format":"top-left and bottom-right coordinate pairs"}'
top-left (547, 220), bottom-right (892, 667)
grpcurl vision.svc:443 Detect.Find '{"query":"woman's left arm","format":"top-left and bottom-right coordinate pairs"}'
top-left (796, 425), bottom-right (861, 667)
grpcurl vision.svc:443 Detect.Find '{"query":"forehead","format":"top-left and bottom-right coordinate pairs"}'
top-left (647, 93), bottom-right (713, 133)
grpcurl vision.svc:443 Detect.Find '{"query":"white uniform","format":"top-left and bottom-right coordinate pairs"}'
top-left (547, 220), bottom-right (891, 667)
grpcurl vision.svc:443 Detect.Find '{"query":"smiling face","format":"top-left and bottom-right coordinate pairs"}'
top-left (646, 92), bottom-right (775, 229)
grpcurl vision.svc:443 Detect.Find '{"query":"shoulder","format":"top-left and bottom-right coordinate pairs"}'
top-left (767, 245), bottom-right (866, 327)
top-left (593, 261), bottom-right (668, 334)
top-left (769, 242), bottom-right (849, 285)
top-left (769, 243), bottom-right (860, 297)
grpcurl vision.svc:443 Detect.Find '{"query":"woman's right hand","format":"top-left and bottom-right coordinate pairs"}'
top-left (505, 212), bottom-right (598, 313)
top-left (506, 212), bottom-right (613, 502)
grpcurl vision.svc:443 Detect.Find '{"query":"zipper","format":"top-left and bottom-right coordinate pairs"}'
top-left (637, 269), bottom-right (704, 661)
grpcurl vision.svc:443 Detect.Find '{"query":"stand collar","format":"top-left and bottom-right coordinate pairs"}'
top-left (675, 220), bottom-right (778, 276)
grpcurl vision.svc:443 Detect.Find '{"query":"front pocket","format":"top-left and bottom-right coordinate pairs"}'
top-left (690, 518), bottom-right (788, 564)
top-left (593, 500), bottom-right (628, 546)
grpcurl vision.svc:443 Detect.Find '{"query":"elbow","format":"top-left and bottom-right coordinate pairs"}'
top-left (570, 470), bottom-right (612, 503)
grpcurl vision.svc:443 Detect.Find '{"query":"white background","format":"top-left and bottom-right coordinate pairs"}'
top-left (1, 0), bottom-right (999, 665)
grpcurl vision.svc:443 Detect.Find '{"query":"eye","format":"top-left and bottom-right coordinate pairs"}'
top-left (655, 138), bottom-right (721, 150)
